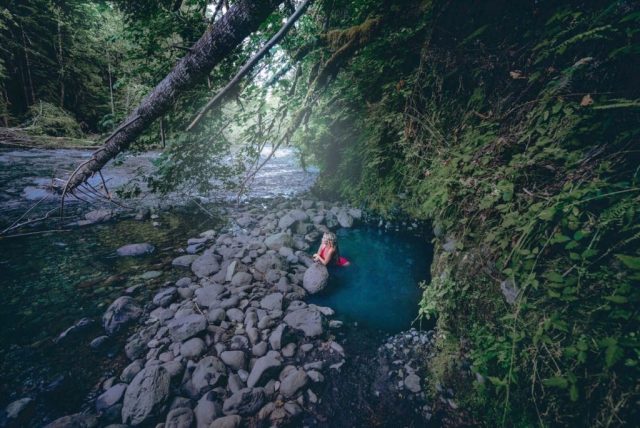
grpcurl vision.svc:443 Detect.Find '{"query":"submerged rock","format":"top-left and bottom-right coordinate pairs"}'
top-left (116, 243), bottom-right (154, 257)
top-left (54, 317), bottom-right (94, 344)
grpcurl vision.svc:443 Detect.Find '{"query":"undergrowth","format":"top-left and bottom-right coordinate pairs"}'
top-left (300, 0), bottom-right (640, 425)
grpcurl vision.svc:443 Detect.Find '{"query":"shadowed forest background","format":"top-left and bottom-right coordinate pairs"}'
top-left (1, 0), bottom-right (639, 426)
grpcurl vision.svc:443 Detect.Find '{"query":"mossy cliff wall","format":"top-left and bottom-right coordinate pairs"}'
top-left (301, 0), bottom-right (640, 425)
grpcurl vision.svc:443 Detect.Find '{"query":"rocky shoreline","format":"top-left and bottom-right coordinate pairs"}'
top-left (2, 197), bottom-right (436, 427)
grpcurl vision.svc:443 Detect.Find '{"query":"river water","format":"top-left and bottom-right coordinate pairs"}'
top-left (0, 146), bottom-right (431, 425)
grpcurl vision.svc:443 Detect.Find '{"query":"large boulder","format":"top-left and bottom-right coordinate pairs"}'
top-left (247, 351), bottom-right (282, 388)
top-left (121, 365), bottom-right (171, 426)
top-left (302, 264), bottom-right (329, 294)
top-left (167, 314), bottom-right (207, 342)
top-left (264, 233), bottom-right (293, 251)
top-left (222, 388), bottom-right (265, 416)
top-left (103, 297), bottom-right (142, 335)
top-left (191, 253), bottom-right (220, 278)
top-left (116, 243), bottom-right (154, 257)
top-left (283, 308), bottom-right (325, 337)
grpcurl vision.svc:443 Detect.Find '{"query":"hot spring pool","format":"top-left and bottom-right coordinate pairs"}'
top-left (308, 227), bottom-right (433, 333)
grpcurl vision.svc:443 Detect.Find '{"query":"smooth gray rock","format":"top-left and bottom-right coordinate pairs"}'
top-left (207, 308), bottom-right (226, 324)
top-left (283, 308), bottom-right (325, 337)
top-left (230, 272), bottom-right (252, 286)
top-left (191, 253), bottom-right (220, 278)
top-left (210, 415), bottom-right (241, 428)
top-left (103, 297), bottom-right (142, 335)
top-left (116, 243), bottom-right (154, 257)
top-left (96, 383), bottom-right (127, 412)
top-left (226, 308), bottom-right (244, 323)
top-left (180, 337), bottom-right (205, 359)
top-left (278, 215), bottom-right (297, 230)
top-left (149, 307), bottom-right (175, 323)
top-left (264, 233), bottom-right (293, 251)
top-left (268, 324), bottom-right (286, 351)
top-left (279, 369), bottom-right (308, 398)
top-left (121, 359), bottom-right (144, 383)
top-left (164, 407), bottom-right (194, 428)
top-left (336, 210), bottom-right (353, 228)
top-left (302, 264), bottom-right (329, 294)
top-left (247, 351), bottom-right (282, 388)
top-left (220, 351), bottom-right (246, 371)
top-left (404, 374), bottom-right (421, 393)
top-left (260, 293), bottom-right (283, 312)
top-left (167, 314), bottom-right (206, 342)
top-left (254, 253), bottom-right (284, 276)
top-left (153, 287), bottom-right (177, 307)
top-left (194, 391), bottom-right (222, 428)
top-left (252, 342), bottom-right (268, 357)
top-left (172, 255), bottom-right (198, 268)
top-left (191, 356), bottom-right (227, 395)
top-left (194, 284), bottom-right (225, 308)
top-left (222, 388), bottom-right (265, 416)
top-left (121, 365), bottom-right (171, 426)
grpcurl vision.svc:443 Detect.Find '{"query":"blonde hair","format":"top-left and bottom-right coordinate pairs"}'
top-left (322, 232), bottom-right (337, 246)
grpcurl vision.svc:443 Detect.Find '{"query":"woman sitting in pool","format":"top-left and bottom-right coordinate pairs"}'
top-left (313, 232), bottom-right (350, 267)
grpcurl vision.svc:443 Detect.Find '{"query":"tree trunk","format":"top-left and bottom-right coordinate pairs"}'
top-left (57, 12), bottom-right (65, 108)
top-left (187, 0), bottom-right (314, 131)
top-left (21, 25), bottom-right (36, 105)
top-left (1, 87), bottom-right (9, 127)
top-left (107, 54), bottom-right (115, 128)
top-left (65, 0), bottom-right (283, 193)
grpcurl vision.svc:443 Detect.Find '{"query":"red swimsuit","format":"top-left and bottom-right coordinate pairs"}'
top-left (319, 246), bottom-right (349, 267)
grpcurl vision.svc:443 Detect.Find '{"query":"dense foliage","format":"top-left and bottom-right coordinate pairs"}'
top-left (290, 0), bottom-right (639, 425)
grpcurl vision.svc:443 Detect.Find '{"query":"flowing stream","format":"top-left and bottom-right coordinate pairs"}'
top-left (0, 146), bottom-right (432, 425)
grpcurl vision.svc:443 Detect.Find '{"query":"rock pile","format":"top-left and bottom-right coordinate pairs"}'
top-left (375, 328), bottom-right (435, 422)
top-left (43, 199), bottom-right (359, 427)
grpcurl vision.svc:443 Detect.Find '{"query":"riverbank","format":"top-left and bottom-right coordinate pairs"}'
top-left (1, 196), bottom-right (437, 427)
top-left (0, 128), bottom-right (101, 150)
